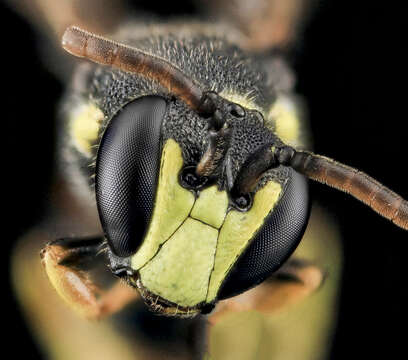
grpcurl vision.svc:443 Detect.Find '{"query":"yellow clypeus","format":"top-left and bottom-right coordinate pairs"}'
top-left (140, 218), bottom-right (218, 307)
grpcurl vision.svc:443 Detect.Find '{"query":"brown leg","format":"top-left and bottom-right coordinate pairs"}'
top-left (208, 258), bottom-right (324, 325)
top-left (40, 237), bottom-right (139, 320)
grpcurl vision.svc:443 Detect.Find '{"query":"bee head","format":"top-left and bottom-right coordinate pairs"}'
top-left (94, 89), bottom-right (309, 317)
top-left (63, 26), bottom-right (408, 317)
top-left (63, 26), bottom-right (309, 317)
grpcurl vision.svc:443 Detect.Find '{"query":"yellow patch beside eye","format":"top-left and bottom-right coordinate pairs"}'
top-left (69, 103), bottom-right (104, 157)
top-left (131, 139), bottom-right (195, 270)
top-left (269, 95), bottom-right (301, 146)
top-left (206, 181), bottom-right (282, 302)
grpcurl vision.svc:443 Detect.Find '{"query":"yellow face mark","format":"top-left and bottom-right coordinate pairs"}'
top-left (190, 185), bottom-right (229, 228)
top-left (206, 181), bottom-right (282, 302)
top-left (139, 218), bottom-right (218, 307)
top-left (132, 138), bottom-right (282, 308)
top-left (268, 95), bottom-right (301, 146)
top-left (69, 103), bottom-right (104, 157)
top-left (131, 139), bottom-right (195, 270)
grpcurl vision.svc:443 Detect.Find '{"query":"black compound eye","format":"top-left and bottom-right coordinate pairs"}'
top-left (218, 168), bottom-right (310, 299)
top-left (95, 96), bottom-right (167, 257)
top-left (180, 166), bottom-right (208, 190)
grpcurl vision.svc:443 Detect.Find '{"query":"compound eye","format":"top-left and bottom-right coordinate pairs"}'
top-left (218, 168), bottom-right (310, 299)
top-left (95, 96), bottom-right (167, 257)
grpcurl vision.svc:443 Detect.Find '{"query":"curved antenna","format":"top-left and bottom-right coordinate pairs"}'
top-left (62, 26), bottom-right (213, 113)
top-left (274, 146), bottom-right (408, 230)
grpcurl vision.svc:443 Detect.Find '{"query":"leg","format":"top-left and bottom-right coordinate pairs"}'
top-left (208, 258), bottom-right (325, 325)
top-left (40, 236), bottom-right (139, 320)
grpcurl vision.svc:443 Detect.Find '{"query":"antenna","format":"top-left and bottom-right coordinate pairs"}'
top-left (62, 26), bottom-right (215, 114)
top-left (275, 146), bottom-right (408, 230)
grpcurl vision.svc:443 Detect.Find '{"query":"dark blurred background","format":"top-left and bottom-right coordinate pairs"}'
top-left (2, 0), bottom-right (407, 358)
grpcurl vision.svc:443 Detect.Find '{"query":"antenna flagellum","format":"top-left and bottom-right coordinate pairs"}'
top-left (274, 146), bottom-right (408, 231)
top-left (62, 26), bottom-right (207, 112)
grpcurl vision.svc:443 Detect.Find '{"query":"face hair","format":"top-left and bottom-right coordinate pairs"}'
top-left (62, 26), bottom-right (216, 114)
top-left (62, 26), bottom-right (408, 232)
